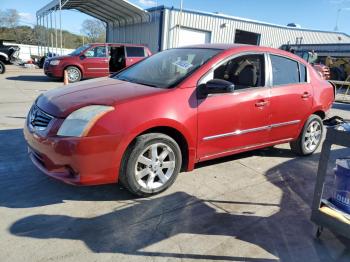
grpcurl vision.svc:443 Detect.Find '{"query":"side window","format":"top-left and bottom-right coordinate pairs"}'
top-left (299, 63), bottom-right (307, 83)
top-left (125, 47), bottom-right (145, 57)
top-left (270, 55), bottom-right (299, 86)
top-left (207, 54), bottom-right (265, 90)
top-left (84, 46), bottom-right (106, 58)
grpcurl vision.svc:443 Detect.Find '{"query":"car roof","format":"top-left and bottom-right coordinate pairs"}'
top-left (178, 43), bottom-right (249, 50)
top-left (177, 43), bottom-right (307, 63)
top-left (90, 43), bottom-right (148, 47)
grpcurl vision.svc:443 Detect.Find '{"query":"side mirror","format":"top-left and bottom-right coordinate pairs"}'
top-left (79, 54), bottom-right (86, 60)
top-left (198, 79), bottom-right (235, 98)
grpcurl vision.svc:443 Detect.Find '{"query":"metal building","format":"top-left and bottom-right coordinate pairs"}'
top-left (38, 1), bottom-right (350, 54)
top-left (108, 6), bottom-right (350, 52)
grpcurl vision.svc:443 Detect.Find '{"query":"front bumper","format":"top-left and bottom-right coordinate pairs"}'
top-left (44, 65), bottom-right (63, 78)
top-left (24, 125), bottom-right (122, 185)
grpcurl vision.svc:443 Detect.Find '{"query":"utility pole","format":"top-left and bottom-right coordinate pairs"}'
top-left (177, 0), bottom-right (183, 47)
top-left (334, 8), bottom-right (341, 31)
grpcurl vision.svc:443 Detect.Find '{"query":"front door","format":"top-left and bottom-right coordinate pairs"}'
top-left (268, 54), bottom-right (313, 142)
top-left (82, 44), bottom-right (109, 78)
top-left (197, 54), bottom-right (271, 160)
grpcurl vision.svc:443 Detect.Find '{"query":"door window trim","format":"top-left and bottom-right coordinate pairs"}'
top-left (197, 52), bottom-right (270, 95)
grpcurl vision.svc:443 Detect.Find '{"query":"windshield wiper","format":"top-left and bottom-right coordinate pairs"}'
top-left (117, 76), bottom-right (159, 88)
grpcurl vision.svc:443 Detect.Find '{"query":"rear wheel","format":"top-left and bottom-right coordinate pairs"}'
top-left (290, 114), bottom-right (323, 156)
top-left (119, 133), bottom-right (182, 197)
top-left (0, 61), bottom-right (5, 74)
top-left (66, 66), bottom-right (81, 83)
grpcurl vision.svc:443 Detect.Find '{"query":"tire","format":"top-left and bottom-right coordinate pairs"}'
top-left (119, 133), bottom-right (182, 197)
top-left (0, 61), bottom-right (5, 74)
top-left (290, 114), bottom-right (323, 156)
top-left (65, 66), bottom-right (82, 83)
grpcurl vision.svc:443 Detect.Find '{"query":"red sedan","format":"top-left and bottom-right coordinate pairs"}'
top-left (25, 44), bottom-right (334, 196)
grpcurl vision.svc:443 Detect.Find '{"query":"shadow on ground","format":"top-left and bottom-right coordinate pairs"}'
top-left (2, 128), bottom-right (350, 261)
top-left (6, 75), bottom-right (61, 82)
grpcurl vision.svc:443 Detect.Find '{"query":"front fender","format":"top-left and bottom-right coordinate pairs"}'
top-left (109, 119), bottom-right (196, 182)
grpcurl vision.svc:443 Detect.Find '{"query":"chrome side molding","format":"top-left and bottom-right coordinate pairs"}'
top-left (203, 120), bottom-right (301, 141)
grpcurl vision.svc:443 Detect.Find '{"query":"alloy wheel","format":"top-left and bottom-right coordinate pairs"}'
top-left (134, 142), bottom-right (176, 190)
top-left (67, 68), bottom-right (80, 82)
top-left (304, 120), bottom-right (322, 152)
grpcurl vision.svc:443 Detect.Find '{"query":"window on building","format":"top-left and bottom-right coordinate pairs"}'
top-left (125, 47), bottom-right (145, 57)
top-left (234, 30), bottom-right (261, 45)
top-left (271, 55), bottom-right (299, 86)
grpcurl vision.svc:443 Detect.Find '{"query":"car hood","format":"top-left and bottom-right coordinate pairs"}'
top-left (36, 77), bottom-right (167, 118)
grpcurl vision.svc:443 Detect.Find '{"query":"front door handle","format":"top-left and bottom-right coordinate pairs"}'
top-left (301, 92), bottom-right (311, 99)
top-left (255, 100), bottom-right (268, 107)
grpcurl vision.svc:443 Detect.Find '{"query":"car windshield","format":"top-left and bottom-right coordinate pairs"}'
top-left (70, 44), bottom-right (91, 56)
top-left (113, 48), bottom-right (221, 88)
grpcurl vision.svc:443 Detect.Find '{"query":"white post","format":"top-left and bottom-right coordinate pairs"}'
top-left (36, 16), bottom-right (40, 57)
top-left (50, 11), bottom-right (53, 54)
top-left (55, 8), bottom-right (58, 55)
top-left (59, 0), bottom-right (63, 55)
top-left (46, 13), bottom-right (49, 54)
top-left (177, 0), bottom-right (183, 47)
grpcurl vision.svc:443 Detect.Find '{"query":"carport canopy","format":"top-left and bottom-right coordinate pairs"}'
top-left (37, 0), bottom-right (149, 24)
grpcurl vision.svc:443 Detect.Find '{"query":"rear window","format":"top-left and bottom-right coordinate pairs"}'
top-left (126, 47), bottom-right (145, 57)
top-left (271, 55), bottom-right (299, 86)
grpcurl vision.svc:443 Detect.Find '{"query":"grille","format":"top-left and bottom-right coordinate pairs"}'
top-left (28, 105), bottom-right (53, 130)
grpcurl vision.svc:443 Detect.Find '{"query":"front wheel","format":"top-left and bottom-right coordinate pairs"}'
top-left (65, 66), bottom-right (81, 83)
top-left (290, 114), bottom-right (323, 156)
top-left (119, 133), bottom-right (182, 197)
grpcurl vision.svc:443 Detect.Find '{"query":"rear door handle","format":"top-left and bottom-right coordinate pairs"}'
top-left (255, 100), bottom-right (268, 107)
top-left (302, 92), bottom-right (311, 99)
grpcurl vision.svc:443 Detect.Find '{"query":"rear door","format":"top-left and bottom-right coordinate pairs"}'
top-left (125, 46), bottom-right (148, 67)
top-left (82, 44), bottom-right (109, 78)
top-left (268, 54), bottom-right (313, 142)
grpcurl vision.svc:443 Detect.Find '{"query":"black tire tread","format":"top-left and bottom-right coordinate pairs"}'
top-left (0, 61), bottom-right (5, 74)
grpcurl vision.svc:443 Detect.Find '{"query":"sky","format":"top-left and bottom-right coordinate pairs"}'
top-left (0, 0), bottom-right (350, 35)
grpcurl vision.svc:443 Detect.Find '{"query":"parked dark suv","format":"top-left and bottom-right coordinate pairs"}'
top-left (0, 40), bottom-right (20, 73)
top-left (44, 43), bottom-right (152, 82)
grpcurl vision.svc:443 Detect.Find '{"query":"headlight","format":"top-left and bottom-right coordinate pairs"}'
top-left (50, 60), bottom-right (60, 66)
top-left (57, 105), bottom-right (114, 137)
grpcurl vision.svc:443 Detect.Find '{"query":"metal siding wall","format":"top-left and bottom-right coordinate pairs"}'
top-left (107, 9), bottom-right (350, 51)
top-left (107, 11), bottom-right (161, 53)
top-left (166, 9), bottom-right (350, 48)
